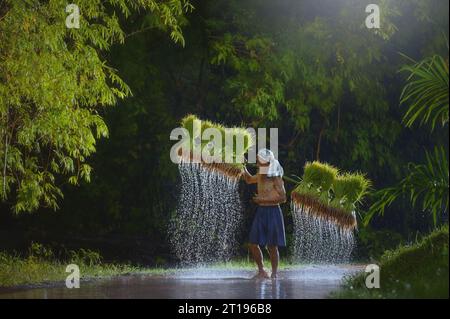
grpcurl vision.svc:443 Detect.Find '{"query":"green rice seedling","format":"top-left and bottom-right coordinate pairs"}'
top-left (331, 173), bottom-right (371, 212)
top-left (303, 161), bottom-right (339, 191)
top-left (294, 161), bottom-right (338, 203)
top-left (179, 114), bottom-right (254, 174)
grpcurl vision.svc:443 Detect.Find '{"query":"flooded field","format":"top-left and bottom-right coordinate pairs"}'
top-left (0, 264), bottom-right (364, 299)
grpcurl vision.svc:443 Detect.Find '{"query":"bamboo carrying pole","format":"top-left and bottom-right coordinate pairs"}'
top-left (282, 175), bottom-right (299, 185)
top-left (244, 163), bottom-right (298, 184)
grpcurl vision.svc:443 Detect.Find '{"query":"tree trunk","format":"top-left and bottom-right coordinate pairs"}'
top-left (316, 125), bottom-right (325, 161)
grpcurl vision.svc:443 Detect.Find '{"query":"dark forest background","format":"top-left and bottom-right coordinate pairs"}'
top-left (0, 0), bottom-right (448, 266)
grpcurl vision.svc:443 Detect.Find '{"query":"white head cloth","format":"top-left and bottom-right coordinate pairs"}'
top-left (257, 148), bottom-right (284, 177)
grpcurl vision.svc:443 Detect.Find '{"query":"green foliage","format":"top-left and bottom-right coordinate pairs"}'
top-left (210, 33), bottom-right (284, 121)
top-left (365, 52), bottom-right (449, 228)
top-left (202, 0), bottom-right (440, 189)
top-left (355, 227), bottom-right (404, 261)
top-left (365, 147), bottom-right (449, 226)
top-left (29, 242), bottom-right (55, 260)
top-left (400, 55), bottom-right (449, 130)
top-left (206, 0), bottom-right (406, 136)
top-left (333, 225), bottom-right (449, 298)
top-left (69, 248), bottom-right (102, 267)
top-left (0, 0), bottom-right (192, 213)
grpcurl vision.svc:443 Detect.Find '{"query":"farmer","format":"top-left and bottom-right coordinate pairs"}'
top-left (242, 148), bottom-right (287, 279)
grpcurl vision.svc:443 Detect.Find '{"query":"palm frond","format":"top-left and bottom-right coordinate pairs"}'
top-left (364, 147), bottom-right (449, 226)
top-left (400, 55), bottom-right (449, 131)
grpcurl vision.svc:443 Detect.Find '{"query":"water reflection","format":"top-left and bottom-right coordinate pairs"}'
top-left (0, 265), bottom-right (364, 299)
top-left (257, 279), bottom-right (286, 299)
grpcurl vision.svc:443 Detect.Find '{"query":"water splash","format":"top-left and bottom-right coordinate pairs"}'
top-left (169, 161), bottom-right (243, 265)
top-left (291, 201), bottom-right (356, 264)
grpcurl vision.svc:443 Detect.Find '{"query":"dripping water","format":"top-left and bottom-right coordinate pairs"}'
top-left (291, 202), bottom-right (356, 264)
top-left (169, 161), bottom-right (244, 265)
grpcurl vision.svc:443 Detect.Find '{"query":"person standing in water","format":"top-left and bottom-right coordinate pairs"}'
top-left (242, 148), bottom-right (287, 279)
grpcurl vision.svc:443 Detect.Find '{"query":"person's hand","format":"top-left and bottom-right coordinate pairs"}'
top-left (242, 163), bottom-right (252, 177)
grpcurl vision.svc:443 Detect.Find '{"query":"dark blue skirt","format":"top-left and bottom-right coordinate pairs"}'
top-left (249, 205), bottom-right (286, 247)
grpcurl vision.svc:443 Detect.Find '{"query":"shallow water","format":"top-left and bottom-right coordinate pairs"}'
top-left (0, 264), bottom-right (364, 299)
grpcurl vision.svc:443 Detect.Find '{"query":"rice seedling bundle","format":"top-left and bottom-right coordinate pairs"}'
top-left (177, 114), bottom-right (254, 180)
top-left (291, 161), bottom-right (371, 230)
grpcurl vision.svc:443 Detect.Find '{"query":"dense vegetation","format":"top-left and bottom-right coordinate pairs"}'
top-left (333, 225), bottom-right (449, 298)
top-left (0, 0), bottom-right (448, 284)
top-left (0, 0), bottom-right (192, 213)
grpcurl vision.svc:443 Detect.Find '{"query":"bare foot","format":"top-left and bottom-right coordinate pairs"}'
top-left (252, 270), bottom-right (270, 279)
top-left (271, 272), bottom-right (278, 279)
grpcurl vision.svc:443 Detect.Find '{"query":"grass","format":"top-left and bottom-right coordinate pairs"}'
top-left (331, 225), bottom-right (449, 299)
top-left (0, 243), bottom-right (296, 288)
top-left (0, 243), bottom-right (168, 288)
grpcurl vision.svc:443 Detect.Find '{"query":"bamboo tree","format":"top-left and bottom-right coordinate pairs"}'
top-left (0, 0), bottom-right (193, 213)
